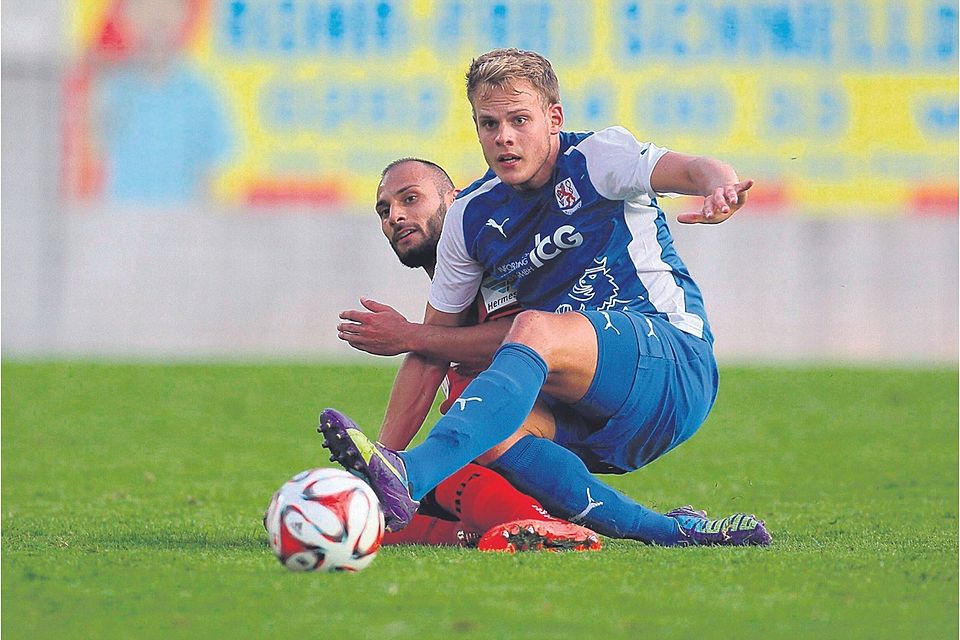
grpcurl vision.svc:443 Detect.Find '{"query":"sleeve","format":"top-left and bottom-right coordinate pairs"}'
top-left (428, 200), bottom-right (485, 314)
top-left (575, 126), bottom-right (671, 201)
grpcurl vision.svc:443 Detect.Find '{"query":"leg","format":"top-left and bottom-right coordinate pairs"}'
top-left (382, 514), bottom-right (480, 547)
top-left (431, 461), bottom-right (556, 530)
top-left (321, 310), bottom-right (626, 529)
top-left (473, 398), bottom-right (556, 465)
top-left (504, 313), bottom-right (768, 545)
top-left (401, 311), bottom-right (600, 498)
top-left (508, 310), bottom-right (599, 404)
top-left (488, 435), bottom-right (684, 544)
top-left (430, 460), bottom-right (601, 552)
top-left (322, 310), bottom-right (770, 543)
top-left (477, 400), bottom-right (687, 545)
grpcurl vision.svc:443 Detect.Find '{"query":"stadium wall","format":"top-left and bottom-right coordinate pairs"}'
top-left (4, 203), bottom-right (958, 364)
top-left (2, 1), bottom-right (957, 364)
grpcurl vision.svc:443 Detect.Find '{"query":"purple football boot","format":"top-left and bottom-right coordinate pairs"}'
top-left (318, 408), bottom-right (419, 532)
top-left (666, 505), bottom-right (772, 546)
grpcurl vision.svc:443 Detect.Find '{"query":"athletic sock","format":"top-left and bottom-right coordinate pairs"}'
top-left (381, 514), bottom-right (478, 547)
top-left (401, 343), bottom-right (547, 500)
top-left (490, 435), bottom-right (684, 545)
top-left (433, 463), bottom-right (556, 533)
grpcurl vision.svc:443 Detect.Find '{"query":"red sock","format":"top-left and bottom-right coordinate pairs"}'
top-left (433, 463), bottom-right (557, 533)
top-left (382, 514), bottom-right (479, 547)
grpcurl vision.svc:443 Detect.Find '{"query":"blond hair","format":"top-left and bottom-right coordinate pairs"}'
top-left (466, 48), bottom-right (560, 109)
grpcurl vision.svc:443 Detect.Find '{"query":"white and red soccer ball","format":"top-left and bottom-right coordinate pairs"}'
top-left (264, 468), bottom-right (384, 572)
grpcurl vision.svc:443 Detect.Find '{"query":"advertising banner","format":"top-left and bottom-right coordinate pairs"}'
top-left (64, 0), bottom-right (958, 214)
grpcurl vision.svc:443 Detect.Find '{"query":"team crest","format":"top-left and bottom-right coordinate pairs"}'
top-left (555, 178), bottom-right (582, 214)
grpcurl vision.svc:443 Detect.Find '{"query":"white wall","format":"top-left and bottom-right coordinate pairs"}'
top-left (676, 215), bottom-right (958, 364)
top-left (3, 203), bottom-right (957, 364)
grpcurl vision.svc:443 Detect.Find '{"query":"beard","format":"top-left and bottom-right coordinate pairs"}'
top-left (392, 203), bottom-right (445, 269)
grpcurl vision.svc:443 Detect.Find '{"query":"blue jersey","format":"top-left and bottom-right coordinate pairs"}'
top-left (429, 127), bottom-right (712, 342)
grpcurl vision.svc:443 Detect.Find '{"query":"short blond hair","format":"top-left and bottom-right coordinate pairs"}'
top-left (466, 48), bottom-right (560, 109)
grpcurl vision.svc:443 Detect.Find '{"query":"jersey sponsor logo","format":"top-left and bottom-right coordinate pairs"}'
top-left (479, 275), bottom-right (518, 316)
top-left (492, 224), bottom-right (584, 282)
top-left (555, 177), bottom-right (582, 214)
top-left (484, 217), bottom-right (509, 238)
top-left (529, 224), bottom-right (583, 268)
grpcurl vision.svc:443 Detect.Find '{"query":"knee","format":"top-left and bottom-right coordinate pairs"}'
top-left (505, 310), bottom-right (555, 351)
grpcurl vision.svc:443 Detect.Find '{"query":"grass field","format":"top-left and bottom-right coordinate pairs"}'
top-left (2, 361), bottom-right (957, 639)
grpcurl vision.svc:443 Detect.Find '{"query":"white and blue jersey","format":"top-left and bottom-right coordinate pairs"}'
top-left (430, 126), bottom-right (719, 473)
top-left (429, 126), bottom-right (712, 344)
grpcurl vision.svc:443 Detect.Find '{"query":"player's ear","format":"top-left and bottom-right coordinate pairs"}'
top-left (548, 102), bottom-right (564, 134)
top-left (444, 188), bottom-right (457, 208)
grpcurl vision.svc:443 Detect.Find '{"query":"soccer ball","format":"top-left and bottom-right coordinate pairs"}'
top-left (264, 468), bottom-right (384, 572)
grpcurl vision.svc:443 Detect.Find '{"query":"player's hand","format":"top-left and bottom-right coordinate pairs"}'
top-left (338, 298), bottom-right (414, 356)
top-left (677, 179), bottom-right (754, 225)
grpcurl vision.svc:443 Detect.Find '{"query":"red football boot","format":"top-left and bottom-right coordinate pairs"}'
top-left (477, 519), bottom-right (602, 552)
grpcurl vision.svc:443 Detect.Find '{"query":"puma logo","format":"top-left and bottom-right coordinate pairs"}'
top-left (570, 488), bottom-right (604, 523)
top-left (485, 218), bottom-right (509, 238)
top-left (644, 317), bottom-right (657, 339)
top-left (453, 396), bottom-right (483, 411)
top-left (599, 311), bottom-right (621, 335)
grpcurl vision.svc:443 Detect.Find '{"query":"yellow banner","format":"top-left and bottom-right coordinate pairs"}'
top-left (66, 0), bottom-right (958, 214)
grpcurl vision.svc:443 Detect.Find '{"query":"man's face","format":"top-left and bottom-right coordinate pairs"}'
top-left (375, 163), bottom-right (451, 269)
top-left (472, 80), bottom-right (564, 191)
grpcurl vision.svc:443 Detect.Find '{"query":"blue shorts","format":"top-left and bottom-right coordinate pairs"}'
top-left (547, 310), bottom-right (719, 474)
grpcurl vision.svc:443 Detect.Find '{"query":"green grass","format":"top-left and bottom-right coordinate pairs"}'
top-left (2, 361), bottom-right (957, 639)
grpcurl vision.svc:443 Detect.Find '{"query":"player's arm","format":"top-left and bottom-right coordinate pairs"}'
top-left (649, 151), bottom-right (754, 224)
top-left (339, 298), bottom-right (510, 372)
top-left (377, 303), bottom-right (471, 450)
top-left (377, 191), bottom-right (484, 448)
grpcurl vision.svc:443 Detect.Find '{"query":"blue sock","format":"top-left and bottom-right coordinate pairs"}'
top-left (490, 435), bottom-right (684, 545)
top-left (401, 343), bottom-right (547, 500)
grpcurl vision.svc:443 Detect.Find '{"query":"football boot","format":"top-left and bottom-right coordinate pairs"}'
top-left (666, 505), bottom-right (771, 546)
top-left (318, 408), bottom-right (419, 533)
top-left (477, 518), bottom-right (602, 552)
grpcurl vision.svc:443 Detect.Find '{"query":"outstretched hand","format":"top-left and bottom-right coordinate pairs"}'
top-left (677, 179), bottom-right (754, 225)
top-left (338, 298), bottom-right (413, 356)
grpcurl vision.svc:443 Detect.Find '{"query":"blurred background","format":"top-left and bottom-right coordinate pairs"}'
top-left (2, 0), bottom-right (957, 363)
